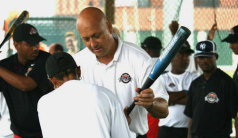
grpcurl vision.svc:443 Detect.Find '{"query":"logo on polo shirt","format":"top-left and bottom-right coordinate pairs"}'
top-left (205, 92), bottom-right (219, 103)
top-left (168, 82), bottom-right (175, 88)
top-left (119, 73), bottom-right (132, 83)
top-left (25, 63), bottom-right (35, 76)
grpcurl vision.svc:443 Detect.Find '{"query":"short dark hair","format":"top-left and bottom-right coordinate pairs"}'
top-left (54, 43), bottom-right (64, 52)
top-left (141, 36), bottom-right (162, 50)
top-left (54, 68), bottom-right (77, 80)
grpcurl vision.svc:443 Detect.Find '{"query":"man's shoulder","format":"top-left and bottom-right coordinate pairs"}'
top-left (0, 54), bottom-right (17, 66)
top-left (122, 41), bottom-right (150, 57)
top-left (73, 48), bottom-right (93, 65)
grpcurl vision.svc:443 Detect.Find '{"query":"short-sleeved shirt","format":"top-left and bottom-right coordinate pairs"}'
top-left (73, 35), bottom-right (169, 136)
top-left (38, 80), bottom-right (132, 138)
top-left (0, 50), bottom-right (53, 137)
top-left (157, 71), bottom-right (198, 128)
top-left (184, 68), bottom-right (238, 137)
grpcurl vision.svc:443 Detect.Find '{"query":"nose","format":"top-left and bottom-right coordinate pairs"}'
top-left (89, 38), bottom-right (97, 47)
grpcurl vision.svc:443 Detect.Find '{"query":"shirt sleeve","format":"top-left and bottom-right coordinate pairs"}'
top-left (184, 82), bottom-right (194, 118)
top-left (150, 76), bottom-right (169, 102)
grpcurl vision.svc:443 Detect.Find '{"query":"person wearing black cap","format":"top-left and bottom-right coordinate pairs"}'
top-left (184, 40), bottom-right (238, 138)
top-left (37, 52), bottom-right (131, 138)
top-left (141, 36), bottom-right (162, 58)
top-left (209, 24), bottom-right (238, 136)
top-left (156, 42), bottom-right (198, 138)
top-left (0, 23), bottom-right (53, 138)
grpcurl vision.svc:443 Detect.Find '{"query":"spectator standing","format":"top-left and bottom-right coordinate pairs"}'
top-left (184, 40), bottom-right (238, 138)
top-left (65, 32), bottom-right (79, 55)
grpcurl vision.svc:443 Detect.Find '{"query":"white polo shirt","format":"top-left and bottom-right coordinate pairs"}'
top-left (0, 92), bottom-right (13, 137)
top-left (38, 80), bottom-right (131, 138)
top-left (73, 36), bottom-right (169, 135)
top-left (157, 71), bottom-right (198, 128)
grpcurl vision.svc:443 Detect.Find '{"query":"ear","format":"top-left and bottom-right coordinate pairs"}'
top-left (77, 66), bottom-right (81, 79)
top-left (48, 77), bottom-right (58, 88)
top-left (13, 41), bottom-right (19, 50)
top-left (215, 54), bottom-right (219, 60)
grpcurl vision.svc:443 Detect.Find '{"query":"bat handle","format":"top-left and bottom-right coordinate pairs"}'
top-left (126, 77), bottom-right (154, 115)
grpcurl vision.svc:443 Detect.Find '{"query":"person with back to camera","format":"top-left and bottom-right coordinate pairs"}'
top-left (37, 52), bottom-right (132, 138)
top-left (0, 23), bottom-right (53, 138)
top-left (73, 7), bottom-right (169, 138)
top-left (184, 40), bottom-right (238, 138)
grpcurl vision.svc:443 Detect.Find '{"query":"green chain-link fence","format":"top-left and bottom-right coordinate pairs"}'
top-left (6, 0), bottom-right (238, 73)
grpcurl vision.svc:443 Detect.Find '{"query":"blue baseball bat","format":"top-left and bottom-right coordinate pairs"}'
top-left (127, 26), bottom-right (191, 115)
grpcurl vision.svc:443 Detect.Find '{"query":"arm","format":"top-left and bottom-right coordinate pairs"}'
top-left (134, 88), bottom-right (169, 119)
top-left (169, 20), bottom-right (179, 36)
top-left (207, 23), bottom-right (217, 40)
top-left (0, 66), bottom-right (37, 91)
top-left (235, 114), bottom-right (238, 138)
top-left (187, 118), bottom-right (192, 138)
top-left (168, 91), bottom-right (188, 105)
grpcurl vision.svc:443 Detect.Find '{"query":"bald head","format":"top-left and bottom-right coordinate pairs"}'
top-left (78, 7), bottom-right (106, 22)
top-left (77, 7), bottom-right (107, 31)
top-left (76, 7), bottom-right (117, 64)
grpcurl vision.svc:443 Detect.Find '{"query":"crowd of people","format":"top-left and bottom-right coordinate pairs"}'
top-left (0, 6), bottom-right (238, 138)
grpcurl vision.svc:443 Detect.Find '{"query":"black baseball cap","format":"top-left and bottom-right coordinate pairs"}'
top-left (141, 36), bottom-right (162, 50)
top-left (178, 41), bottom-right (194, 54)
top-left (195, 40), bottom-right (217, 57)
top-left (222, 25), bottom-right (238, 43)
top-left (46, 52), bottom-right (77, 78)
top-left (13, 23), bottom-right (46, 46)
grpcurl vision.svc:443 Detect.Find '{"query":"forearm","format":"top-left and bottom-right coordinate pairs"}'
top-left (235, 116), bottom-right (238, 138)
top-left (147, 97), bottom-right (168, 119)
top-left (187, 119), bottom-right (192, 138)
top-left (0, 66), bottom-right (37, 91)
top-left (168, 91), bottom-right (187, 105)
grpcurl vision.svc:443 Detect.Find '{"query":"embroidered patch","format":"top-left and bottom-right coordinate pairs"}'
top-left (205, 92), bottom-right (219, 103)
top-left (119, 73), bottom-right (132, 83)
top-left (168, 83), bottom-right (175, 88)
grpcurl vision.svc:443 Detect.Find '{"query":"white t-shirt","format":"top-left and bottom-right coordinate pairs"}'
top-left (73, 36), bottom-right (169, 136)
top-left (0, 92), bottom-right (13, 137)
top-left (156, 71), bottom-right (198, 128)
top-left (37, 80), bottom-right (131, 138)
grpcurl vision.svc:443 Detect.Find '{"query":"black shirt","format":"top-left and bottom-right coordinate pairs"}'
top-left (0, 50), bottom-right (53, 137)
top-left (184, 68), bottom-right (238, 137)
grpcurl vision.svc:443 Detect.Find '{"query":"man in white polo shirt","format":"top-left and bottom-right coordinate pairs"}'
top-left (157, 42), bottom-right (198, 138)
top-left (73, 7), bottom-right (169, 137)
top-left (38, 52), bottom-right (131, 138)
